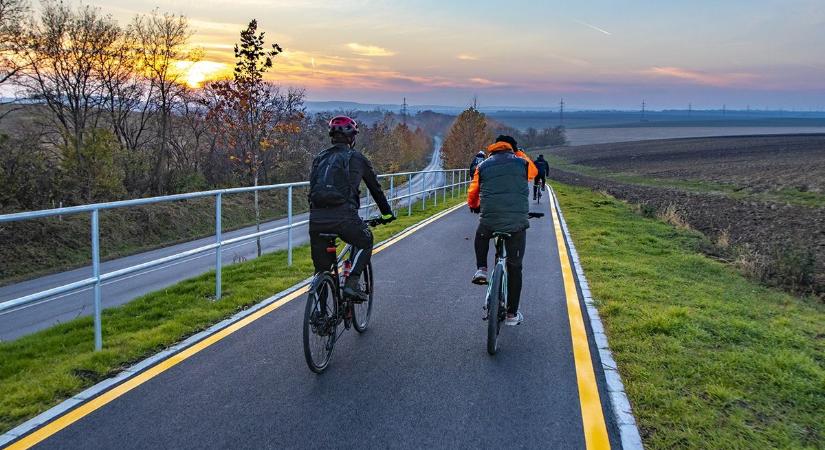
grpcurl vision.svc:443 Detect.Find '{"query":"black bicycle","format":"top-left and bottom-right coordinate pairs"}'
top-left (533, 180), bottom-right (545, 204)
top-left (302, 216), bottom-right (391, 373)
top-left (483, 212), bottom-right (544, 355)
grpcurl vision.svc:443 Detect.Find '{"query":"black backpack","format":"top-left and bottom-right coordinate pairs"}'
top-left (309, 147), bottom-right (353, 208)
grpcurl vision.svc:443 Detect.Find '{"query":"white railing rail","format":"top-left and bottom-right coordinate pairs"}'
top-left (0, 168), bottom-right (471, 349)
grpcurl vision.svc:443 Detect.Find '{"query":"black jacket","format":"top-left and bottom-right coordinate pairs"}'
top-left (534, 157), bottom-right (550, 177)
top-left (309, 144), bottom-right (392, 223)
top-left (469, 153), bottom-right (485, 175)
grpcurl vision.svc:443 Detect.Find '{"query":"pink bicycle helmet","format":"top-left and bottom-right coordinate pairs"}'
top-left (328, 115), bottom-right (359, 137)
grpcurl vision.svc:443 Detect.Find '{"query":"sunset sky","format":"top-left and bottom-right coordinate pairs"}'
top-left (98, 0), bottom-right (824, 109)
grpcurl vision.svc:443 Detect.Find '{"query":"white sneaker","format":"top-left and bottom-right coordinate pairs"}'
top-left (505, 311), bottom-right (524, 326)
top-left (471, 268), bottom-right (488, 285)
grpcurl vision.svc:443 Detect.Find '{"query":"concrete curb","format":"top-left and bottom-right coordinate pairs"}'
top-left (550, 188), bottom-right (645, 450)
top-left (0, 202), bottom-right (465, 448)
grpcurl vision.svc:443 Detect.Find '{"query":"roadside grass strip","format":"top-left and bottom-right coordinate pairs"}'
top-left (0, 193), bottom-right (467, 439)
top-left (551, 182), bottom-right (825, 449)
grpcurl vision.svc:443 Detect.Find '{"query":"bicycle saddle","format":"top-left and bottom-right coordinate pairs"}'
top-left (492, 231), bottom-right (511, 238)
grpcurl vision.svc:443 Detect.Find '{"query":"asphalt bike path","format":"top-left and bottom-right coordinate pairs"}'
top-left (0, 144), bottom-right (447, 341)
top-left (19, 199), bottom-right (619, 449)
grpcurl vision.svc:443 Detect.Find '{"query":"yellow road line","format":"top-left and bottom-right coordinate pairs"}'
top-left (548, 193), bottom-right (611, 450)
top-left (7, 201), bottom-right (465, 450)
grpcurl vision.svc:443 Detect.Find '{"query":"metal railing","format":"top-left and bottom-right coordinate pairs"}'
top-left (0, 168), bottom-right (470, 349)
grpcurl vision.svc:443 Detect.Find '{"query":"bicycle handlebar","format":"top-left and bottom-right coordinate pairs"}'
top-left (365, 216), bottom-right (395, 227)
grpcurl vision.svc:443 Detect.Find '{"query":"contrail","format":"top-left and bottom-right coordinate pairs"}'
top-left (573, 19), bottom-right (612, 35)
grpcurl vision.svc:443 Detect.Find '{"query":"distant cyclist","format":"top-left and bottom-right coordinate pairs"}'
top-left (308, 116), bottom-right (395, 301)
top-left (468, 150), bottom-right (486, 177)
top-left (467, 135), bottom-right (538, 325)
top-left (533, 154), bottom-right (550, 200)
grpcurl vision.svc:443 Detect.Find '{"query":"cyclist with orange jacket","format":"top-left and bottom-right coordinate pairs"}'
top-left (467, 135), bottom-right (538, 325)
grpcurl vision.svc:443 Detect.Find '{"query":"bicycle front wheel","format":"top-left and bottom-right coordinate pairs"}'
top-left (486, 266), bottom-right (504, 355)
top-left (303, 273), bottom-right (338, 373)
top-left (352, 263), bottom-right (374, 333)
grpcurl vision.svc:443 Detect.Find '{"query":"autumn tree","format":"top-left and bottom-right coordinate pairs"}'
top-left (131, 10), bottom-right (193, 194)
top-left (207, 19), bottom-right (304, 256)
top-left (0, 0), bottom-right (29, 120)
top-left (441, 107), bottom-right (492, 169)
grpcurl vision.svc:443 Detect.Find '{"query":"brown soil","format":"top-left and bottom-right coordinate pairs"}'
top-left (553, 134), bottom-right (825, 194)
top-left (548, 135), bottom-right (825, 296)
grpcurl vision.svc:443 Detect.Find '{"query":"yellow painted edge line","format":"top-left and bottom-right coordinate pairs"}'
top-left (549, 192), bottom-right (611, 450)
top-left (7, 201), bottom-right (465, 450)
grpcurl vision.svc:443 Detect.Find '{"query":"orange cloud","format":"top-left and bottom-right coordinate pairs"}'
top-left (647, 66), bottom-right (757, 87)
top-left (457, 54), bottom-right (479, 61)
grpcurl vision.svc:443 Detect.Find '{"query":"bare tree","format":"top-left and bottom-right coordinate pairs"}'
top-left (131, 10), bottom-right (193, 194)
top-left (0, 0), bottom-right (30, 120)
top-left (17, 1), bottom-right (120, 200)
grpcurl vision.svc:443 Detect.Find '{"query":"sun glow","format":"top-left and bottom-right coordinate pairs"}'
top-left (175, 60), bottom-right (231, 88)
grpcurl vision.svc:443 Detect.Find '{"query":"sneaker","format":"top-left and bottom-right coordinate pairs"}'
top-left (343, 276), bottom-right (369, 303)
top-left (505, 311), bottom-right (524, 326)
top-left (471, 268), bottom-right (488, 285)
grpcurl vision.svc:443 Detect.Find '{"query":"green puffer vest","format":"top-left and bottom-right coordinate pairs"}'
top-left (477, 151), bottom-right (529, 232)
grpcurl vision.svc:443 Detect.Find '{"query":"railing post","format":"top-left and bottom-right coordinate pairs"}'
top-left (287, 186), bottom-right (293, 266)
top-left (389, 176), bottom-right (395, 216)
top-left (421, 174), bottom-right (426, 211)
top-left (451, 171), bottom-right (455, 198)
top-left (215, 192), bottom-right (222, 300)
top-left (434, 173), bottom-right (438, 207)
top-left (407, 173), bottom-right (412, 216)
top-left (91, 209), bottom-right (102, 351)
top-left (443, 171), bottom-right (447, 203)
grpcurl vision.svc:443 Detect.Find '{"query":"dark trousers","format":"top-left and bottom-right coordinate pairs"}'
top-left (310, 218), bottom-right (373, 278)
top-left (474, 223), bottom-right (526, 314)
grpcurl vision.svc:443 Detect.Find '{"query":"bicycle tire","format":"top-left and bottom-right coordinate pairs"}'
top-left (303, 273), bottom-right (338, 373)
top-left (486, 265), bottom-right (503, 355)
top-left (352, 263), bottom-right (373, 333)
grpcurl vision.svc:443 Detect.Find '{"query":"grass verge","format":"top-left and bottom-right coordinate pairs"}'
top-left (553, 182), bottom-right (824, 449)
top-left (0, 190), bottom-right (466, 434)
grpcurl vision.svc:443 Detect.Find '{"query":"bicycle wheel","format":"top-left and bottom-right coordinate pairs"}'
top-left (303, 273), bottom-right (339, 373)
top-left (352, 263), bottom-right (374, 333)
top-left (486, 265), bottom-right (504, 355)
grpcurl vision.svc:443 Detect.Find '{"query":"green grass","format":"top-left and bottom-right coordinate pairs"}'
top-left (542, 154), bottom-right (825, 208)
top-left (552, 182), bottom-right (825, 449)
top-left (0, 191), bottom-right (466, 434)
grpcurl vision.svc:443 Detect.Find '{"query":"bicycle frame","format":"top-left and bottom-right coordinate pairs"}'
top-left (488, 235), bottom-right (510, 319)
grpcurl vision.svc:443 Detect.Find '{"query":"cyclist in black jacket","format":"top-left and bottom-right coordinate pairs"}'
top-left (469, 150), bottom-right (485, 176)
top-left (533, 154), bottom-right (550, 200)
top-left (308, 116), bottom-right (395, 301)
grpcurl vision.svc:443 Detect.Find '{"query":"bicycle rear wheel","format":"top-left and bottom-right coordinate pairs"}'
top-left (486, 265), bottom-right (504, 355)
top-left (352, 263), bottom-right (374, 333)
top-left (303, 273), bottom-right (338, 373)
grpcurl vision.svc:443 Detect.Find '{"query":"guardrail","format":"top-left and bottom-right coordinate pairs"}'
top-left (0, 168), bottom-right (471, 349)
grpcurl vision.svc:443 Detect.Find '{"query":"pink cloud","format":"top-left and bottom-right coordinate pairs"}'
top-left (647, 66), bottom-right (758, 87)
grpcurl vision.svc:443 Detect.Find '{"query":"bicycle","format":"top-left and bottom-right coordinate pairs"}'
top-left (533, 179), bottom-right (546, 204)
top-left (302, 216), bottom-right (392, 373)
top-left (483, 212), bottom-right (544, 355)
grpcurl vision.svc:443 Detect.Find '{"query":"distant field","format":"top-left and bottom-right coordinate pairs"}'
top-left (488, 110), bottom-right (825, 130)
top-left (537, 134), bottom-right (825, 296)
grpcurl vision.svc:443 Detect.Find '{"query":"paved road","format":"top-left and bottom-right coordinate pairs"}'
top-left (26, 199), bottom-right (619, 449)
top-left (0, 142), bottom-right (449, 341)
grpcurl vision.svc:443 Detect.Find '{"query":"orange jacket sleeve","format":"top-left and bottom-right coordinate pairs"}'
top-left (467, 167), bottom-right (481, 208)
top-left (516, 150), bottom-right (538, 180)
